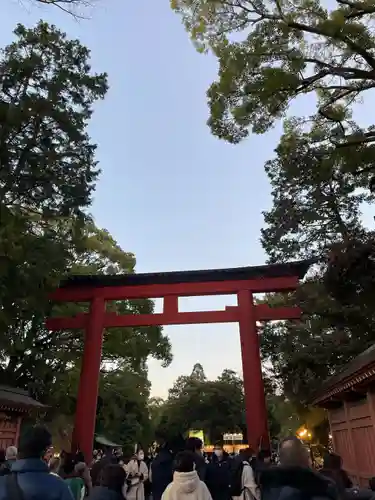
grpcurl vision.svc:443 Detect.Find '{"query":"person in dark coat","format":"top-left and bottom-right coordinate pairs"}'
top-left (89, 464), bottom-right (126, 500)
top-left (0, 450), bottom-right (10, 476)
top-left (185, 438), bottom-right (206, 481)
top-left (205, 444), bottom-right (231, 500)
top-left (320, 453), bottom-right (352, 497)
top-left (150, 444), bottom-right (174, 500)
top-left (259, 437), bottom-right (338, 500)
top-left (91, 447), bottom-right (118, 487)
top-left (253, 449), bottom-right (272, 485)
top-left (0, 425), bottom-right (73, 500)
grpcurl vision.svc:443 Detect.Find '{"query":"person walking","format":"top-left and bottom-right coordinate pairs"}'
top-left (75, 452), bottom-right (93, 496)
top-left (89, 465), bottom-right (126, 500)
top-left (91, 447), bottom-right (117, 487)
top-left (229, 448), bottom-right (259, 500)
top-left (185, 438), bottom-right (206, 482)
top-left (0, 425), bottom-right (73, 500)
top-left (125, 450), bottom-right (148, 500)
top-left (150, 442), bottom-right (174, 500)
top-left (162, 451), bottom-right (212, 500)
top-left (5, 446), bottom-right (17, 466)
top-left (259, 437), bottom-right (338, 500)
top-left (206, 444), bottom-right (231, 500)
top-left (62, 454), bottom-right (85, 500)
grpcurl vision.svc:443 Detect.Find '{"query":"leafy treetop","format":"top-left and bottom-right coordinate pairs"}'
top-left (0, 21), bottom-right (107, 219)
top-left (261, 117), bottom-right (373, 262)
top-left (172, 0), bottom-right (375, 156)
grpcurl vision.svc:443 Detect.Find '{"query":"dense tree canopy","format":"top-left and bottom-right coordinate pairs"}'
top-left (172, 0), bottom-right (375, 159)
top-left (259, 117), bottom-right (375, 416)
top-left (155, 364), bottom-right (291, 443)
top-left (0, 22), bottom-right (171, 447)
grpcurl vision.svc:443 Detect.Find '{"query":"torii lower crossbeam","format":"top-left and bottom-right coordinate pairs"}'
top-left (46, 260), bottom-right (311, 461)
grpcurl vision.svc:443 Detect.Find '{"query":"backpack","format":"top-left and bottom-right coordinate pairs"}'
top-left (229, 459), bottom-right (247, 497)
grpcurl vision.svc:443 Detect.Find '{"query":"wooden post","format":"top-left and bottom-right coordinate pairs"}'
top-left (237, 290), bottom-right (269, 450)
top-left (71, 296), bottom-right (105, 462)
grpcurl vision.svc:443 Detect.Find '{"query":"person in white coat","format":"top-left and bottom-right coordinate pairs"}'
top-left (125, 450), bottom-right (149, 500)
top-left (162, 451), bottom-right (212, 500)
top-left (232, 449), bottom-right (259, 500)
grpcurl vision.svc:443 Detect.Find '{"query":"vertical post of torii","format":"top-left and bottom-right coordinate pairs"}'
top-left (238, 289), bottom-right (269, 450)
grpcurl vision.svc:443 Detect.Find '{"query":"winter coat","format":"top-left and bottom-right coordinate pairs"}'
top-left (205, 455), bottom-right (231, 500)
top-left (91, 456), bottom-right (118, 487)
top-left (150, 449), bottom-right (174, 500)
top-left (232, 460), bottom-right (259, 500)
top-left (344, 488), bottom-right (375, 500)
top-left (259, 465), bottom-right (339, 500)
top-left (88, 485), bottom-right (124, 500)
top-left (320, 468), bottom-right (352, 497)
top-left (75, 462), bottom-right (92, 495)
top-left (65, 477), bottom-right (85, 500)
top-left (0, 458), bottom-right (73, 500)
top-left (193, 453), bottom-right (207, 482)
top-left (125, 459), bottom-right (148, 500)
top-left (162, 470), bottom-right (212, 500)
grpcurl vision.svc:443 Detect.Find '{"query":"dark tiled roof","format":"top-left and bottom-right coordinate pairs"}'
top-left (58, 259), bottom-right (314, 289)
top-left (313, 344), bottom-right (375, 404)
top-left (0, 386), bottom-right (46, 410)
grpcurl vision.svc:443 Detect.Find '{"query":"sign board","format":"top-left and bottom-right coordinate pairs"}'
top-left (223, 433), bottom-right (243, 441)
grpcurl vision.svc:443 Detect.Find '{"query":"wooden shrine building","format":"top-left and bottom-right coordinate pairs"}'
top-left (314, 345), bottom-right (375, 485)
top-left (0, 386), bottom-right (45, 449)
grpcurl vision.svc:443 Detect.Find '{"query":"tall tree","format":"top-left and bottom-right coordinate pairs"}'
top-left (159, 366), bottom-right (285, 442)
top-left (0, 219), bottom-right (172, 400)
top-left (172, 0), bottom-right (375, 158)
top-left (0, 22), bottom-right (107, 218)
top-left (261, 118), bottom-right (372, 263)
top-left (0, 21), bottom-right (108, 335)
top-left (259, 119), bottom-right (375, 408)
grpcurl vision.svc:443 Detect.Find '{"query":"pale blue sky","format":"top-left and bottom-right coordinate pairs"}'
top-left (4, 0), bottom-right (372, 399)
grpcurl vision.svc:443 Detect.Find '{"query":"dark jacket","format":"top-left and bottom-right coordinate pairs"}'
top-left (0, 458), bottom-right (73, 500)
top-left (259, 466), bottom-right (339, 500)
top-left (88, 486), bottom-right (124, 500)
top-left (91, 456), bottom-right (118, 487)
top-left (151, 448), bottom-right (174, 500)
top-left (320, 469), bottom-right (352, 496)
top-left (344, 488), bottom-right (375, 500)
top-left (193, 452), bottom-right (206, 482)
top-left (206, 454), bottom-right (231, 500)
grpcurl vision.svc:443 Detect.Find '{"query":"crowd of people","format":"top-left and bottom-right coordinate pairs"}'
top-left (0, 427), bottom-right (374, 500)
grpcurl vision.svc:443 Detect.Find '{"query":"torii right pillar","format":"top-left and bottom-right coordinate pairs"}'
top-left (237, 289), bottom-right (269, 450)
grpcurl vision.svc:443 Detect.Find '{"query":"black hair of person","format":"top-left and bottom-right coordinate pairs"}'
top-left (186, 437), bottom-right (202, 452)
top-left (18, 425), bottom-right (52, 460)
top-left (174, 451), bottom-right (196, 473)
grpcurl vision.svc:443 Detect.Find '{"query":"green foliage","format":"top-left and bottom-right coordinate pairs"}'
top-left (261, 118), bottom-right (373, 262)
top-left (172, 0), bottom-right (375, 149)
top-left (0, 21), bottom-right (172, 447)
top-left (0, 22), bottom-right (107, 217)
top-left (259, 118), bottom-right (375, 415)
top-left (156, 364), bottom-right (286, 442)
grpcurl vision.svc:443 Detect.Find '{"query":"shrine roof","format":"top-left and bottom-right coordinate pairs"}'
top-left (0, 386), bottom-right (46, 412)
top-left (313, 344), bottom-right (375, 405)
top-left (58, 259), bottom-right (313, 289)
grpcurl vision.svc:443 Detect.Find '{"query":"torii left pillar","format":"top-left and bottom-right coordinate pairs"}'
top-left (71, 297), bottom-right (105, 460)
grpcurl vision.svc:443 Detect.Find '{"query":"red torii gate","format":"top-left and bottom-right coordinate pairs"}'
top-left (46, 260), bottom-right (311, 461)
